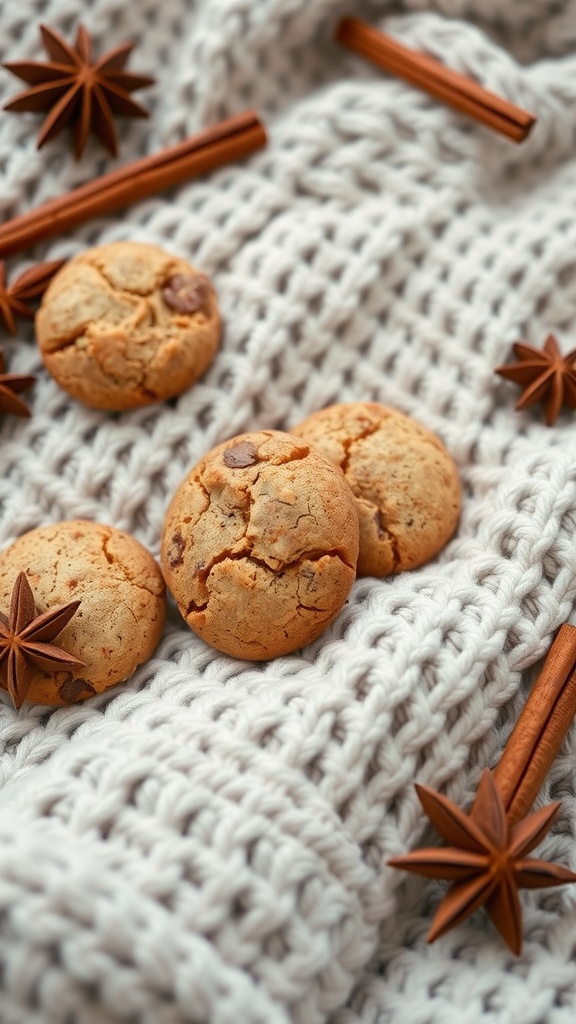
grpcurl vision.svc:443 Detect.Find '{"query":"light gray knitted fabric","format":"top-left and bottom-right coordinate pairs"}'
top-left (1, 1), bottom-right (576, 1022)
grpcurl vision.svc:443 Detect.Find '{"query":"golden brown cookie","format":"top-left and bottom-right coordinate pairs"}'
top-left (0, 520), bottom-right (166, 706)
top-left (161, 430), bottom-right (359, 660)
top-left (291, 403), bottom-right (461, 577)
top-left (36, 242), bottom-right (221, 410)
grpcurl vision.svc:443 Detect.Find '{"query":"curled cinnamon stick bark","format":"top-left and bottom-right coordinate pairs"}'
top-left (493, 623), bottom-right (576, 824)
top-left (336, 17), bottom-right (535, 144)
top-left (389, 623), bottom-right (576, 954)
top-left (0, 110), bottom-right (267, 257)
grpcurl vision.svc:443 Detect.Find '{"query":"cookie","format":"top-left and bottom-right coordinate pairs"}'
top-left (0, 520), bottom-right (166, 706)
top-left (161, 430), bottom-right (359, 660)
top-left (35, 242), bottom-right (221, 410)
top-left (291, 403), bottom-right (461, 577)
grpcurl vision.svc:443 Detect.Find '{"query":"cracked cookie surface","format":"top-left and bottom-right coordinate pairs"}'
top-left (291, 403), bottom-right (461, 577)
top-left (161, 430), bottom-right (359, 660)
top-left (36, 242), bottom-right (220, 410)
top-left (0, 520), bottom-right (166, 705)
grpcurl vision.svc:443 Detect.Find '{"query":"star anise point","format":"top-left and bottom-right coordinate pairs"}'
top-left (4, 24), bottom-right (155, 158)
top-left (0, 571), bottom-right (85, 709)
top-left (389, 769), bottom-right (576, 953)
top-left (0, 349), bottom-right (35, 418)
top-left (0, 258), bottom-right (66, 334)
top-left (496, 334), bottom-right (576, 426)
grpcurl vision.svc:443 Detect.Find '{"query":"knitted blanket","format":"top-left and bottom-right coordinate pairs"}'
top-left (1, 1), bottom-right (576, 1021)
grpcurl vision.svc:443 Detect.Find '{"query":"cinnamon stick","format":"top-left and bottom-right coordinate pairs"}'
top-left (0, 110), bottom-right (267, 258)
top-left (493, 624), bottom-right (576, 824)
top-left (335, 17), bottom-right (535, 144)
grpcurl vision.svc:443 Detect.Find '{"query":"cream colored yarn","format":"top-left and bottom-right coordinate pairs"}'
top-left (1, 1), bottom-right (576, 1022)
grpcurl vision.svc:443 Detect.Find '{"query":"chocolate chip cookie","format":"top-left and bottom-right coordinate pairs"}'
top-left (291, 403), bottom-right (461, 577)
top-left (36, 241), bottom-right (220, 410)
top-left (161, 430), bottom-right (359, 659)
top-left (0, 520), bottom-right (166, 706)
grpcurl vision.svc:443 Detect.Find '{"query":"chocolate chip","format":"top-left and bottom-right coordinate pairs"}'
top-left (223, 441), bottom-right (259, 468)
top-left (169, 530), bottom-right (186, 568)
top-left (162, 273), bottom-right (211, 314)
top-left (59, 678), bottom-right (96, 703)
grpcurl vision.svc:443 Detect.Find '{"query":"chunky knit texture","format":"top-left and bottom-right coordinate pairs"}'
top-left (1, 1), bottom-right (576, 1021)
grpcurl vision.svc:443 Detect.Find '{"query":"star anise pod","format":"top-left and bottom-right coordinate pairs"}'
top-left (0, 349), bottom-right (35, 417)
top-left (495, 334), bottom-right (576, 426)
top-left (0, 259), bottom-right (65, 333)
top-left (3, 24), bottom-right (155, 159)
top-left (389, 769), bottom-right (576, 954)
top-left (0, 571), bottom-right (85, 709)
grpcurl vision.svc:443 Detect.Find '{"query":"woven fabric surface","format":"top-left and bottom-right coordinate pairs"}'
top-left (1, 0), bottom-right (576, 1021)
